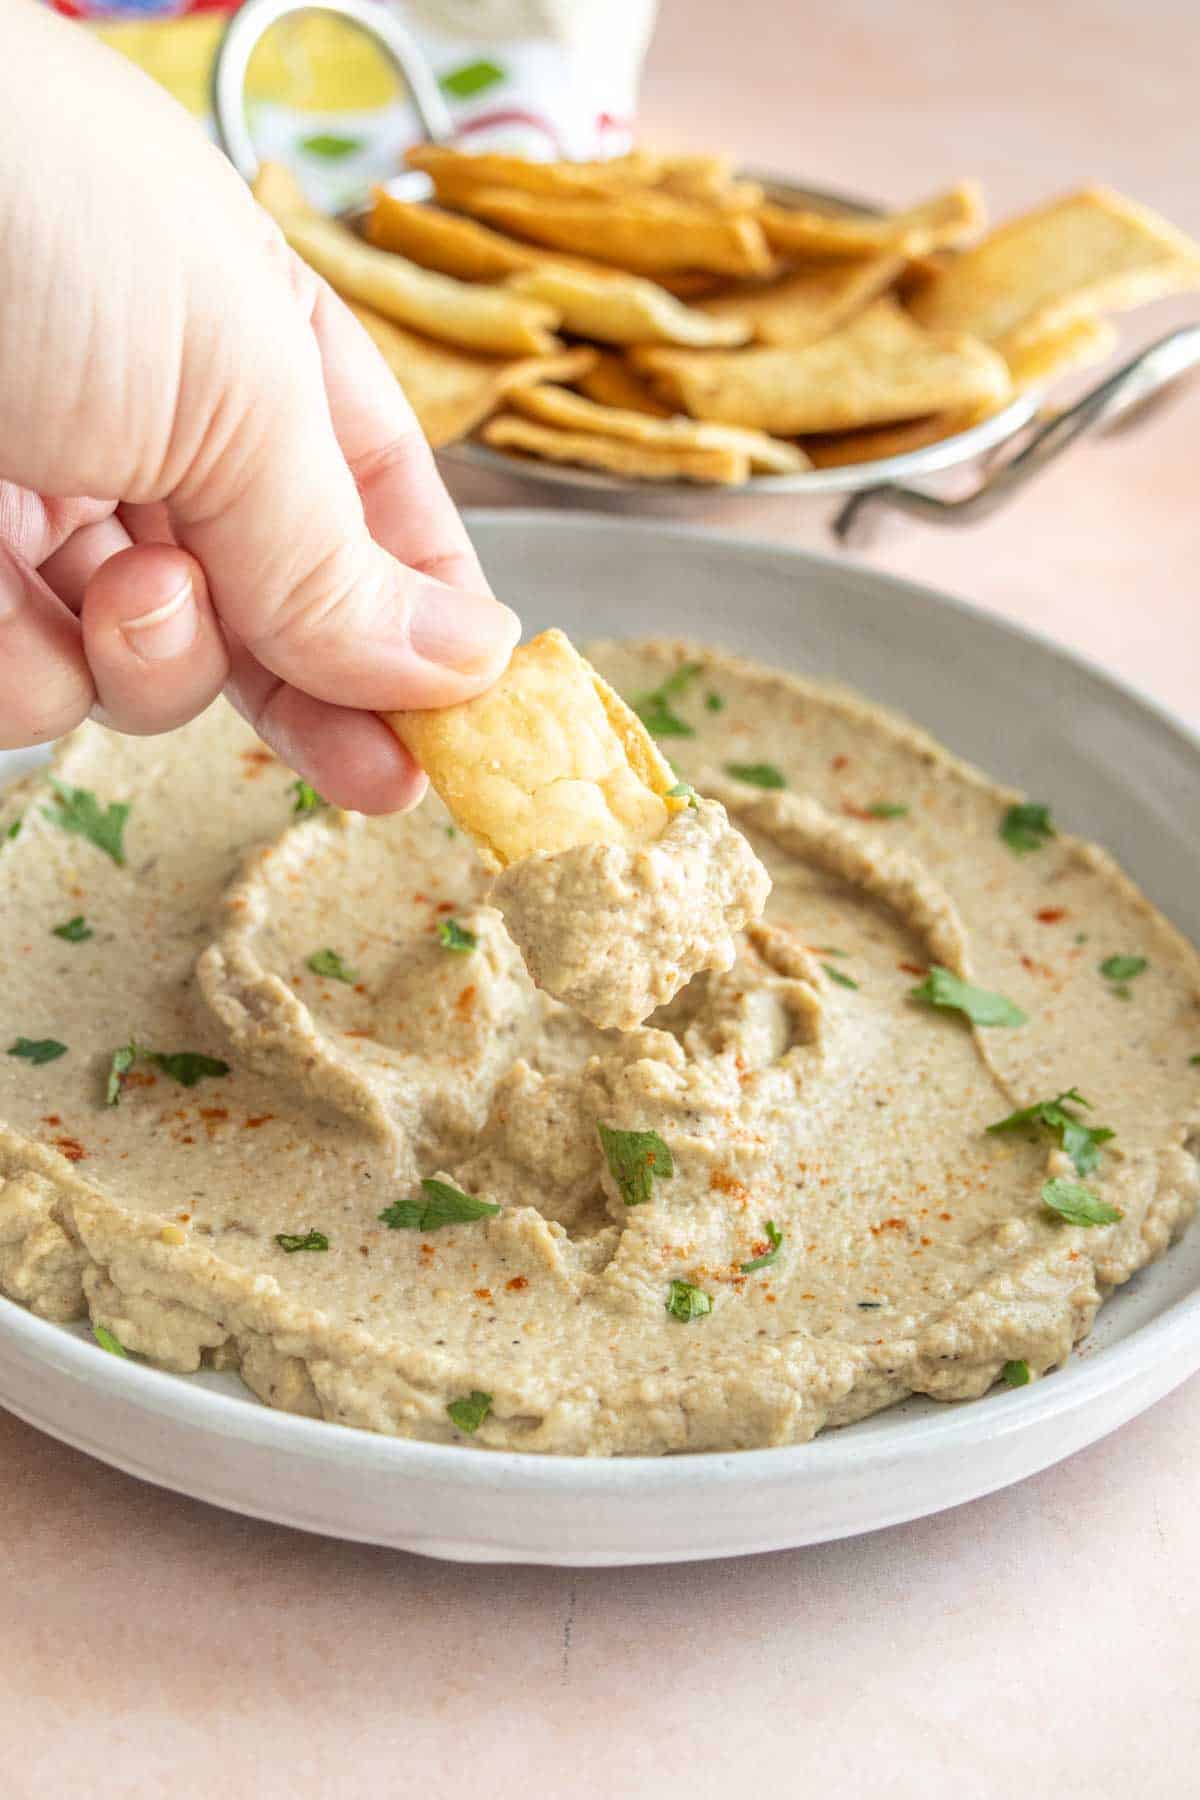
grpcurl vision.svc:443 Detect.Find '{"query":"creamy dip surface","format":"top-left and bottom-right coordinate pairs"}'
top-left (2, 638), bottom-right (1198, 1456)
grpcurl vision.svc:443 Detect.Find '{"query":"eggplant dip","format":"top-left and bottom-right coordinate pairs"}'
top-left (1, 639), bottom-right (1198, 1455)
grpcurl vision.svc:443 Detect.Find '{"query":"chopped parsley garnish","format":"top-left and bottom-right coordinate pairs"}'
top-left (823, 964), bottom-right (859, 990)
top-left (598, 1124), bottom-right (674, 1207)
top-left (275, 1229), bottom-right (330, 1253)
top-left (107, 1041), bottom-right (229, 1105)
top-left (724, 761), bottom-right (786, 790)
top-left (289, 778), bottom-right (327, 815)
top-left (437, 918), bottom-right (477, 953)
top-left (5, 814), bottom-right (21, 841)
top-left (666, 780), bottom-right (699, 808)
top-left (92, 1323), bottom-right (127, 1357)
top-left (814, 946), bottom-right (848, 957)
top-left (307, 948), bottom-right (357, 983)
top-left (43, 779), bottom-right (130, 865)
top-left (379, 1176), bottom-right (501, 1231)
top-left (665, 1279), bottom-right (712, 1322)
top-left (1099, 954), bottom-right (1147, 984)
top-left (910, 966), bottom-right (1027, 1028)
top-left (1190, 1054), bottom-right (1200, 1067)
top-left (632, 662), bottom-right (702, 737)
top-left (705, 691), bottom-right (725, 713)
top-left (987, 1087), bottom-right (1114, 1177)
top-left (52, 915), bottom-right (93, 943)
top-left (446, 1390), bottom-right (492, 1434)
top-left (7, 1037), bottom-right (67, 1066)
top-left (740, 1220), bottom-right (783, 1273)
top-left (299, 131), bottom-right (363, 159)
top-left (1002, 1359), bottom-right (1031, 1387)
top-left (866, 802), bottom-right (909, 819)
top-left (1000, 802), bottom-right (1056, 856)
top-left (444, 824), bottom-right (458, 839)
top-left (1041, 1177), bottom-right (1123, 1227)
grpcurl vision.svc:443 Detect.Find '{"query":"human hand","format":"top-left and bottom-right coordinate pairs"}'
top-left (0, 0), bottom-right (519, 811)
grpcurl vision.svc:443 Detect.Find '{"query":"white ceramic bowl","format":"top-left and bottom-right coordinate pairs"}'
top-left (2, 511), bottom-right (1198, 1565)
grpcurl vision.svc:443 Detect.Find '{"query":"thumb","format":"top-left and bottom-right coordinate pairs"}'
top-left (164, 289), bottom-right (519, 713)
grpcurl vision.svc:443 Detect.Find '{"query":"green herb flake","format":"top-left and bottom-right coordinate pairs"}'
top-left (440, 57), bottom-right (504, 99)
top-left (289, 778), bottom-right (327, 816)
top-left (814, 946), bottom-right (848, 957)
top-left (598, 1124), bottom-right (674, 1207)
top-left (445, 824), bottom-right (458, 839)
top-left (1041, 1177), bottom-right (1123, 1228)
top-left (1000, 802), bottom-right (1056, 856)
top-left (1099, 954), bottom-right (1148, 984)
top-left (43, 779), bottom-right (130, 865)
top-left (446, 1389), bottom-right (493, 1434)
top-left (1002, 1359), bottom-right (1031, 1388)
top-left (307, 948), bottom-right (358, 984)
top-left (632, 662), bottom-right (703, 738)
top-left (910, 965), bottom-right (1027, 1028)
top-left (666, 780), bottom-right (699, 808)
top-left (1074, 932), bottom-right (1089, 945)
top-left (705, 691), bottom-right (725, 713)
top-left (740, 1219), bottom-right (783, 1274)
top-left (107, 1042), bottom-right (228, 1105)
top-left (857, 1301), bottom-right (883, 1310)
top-left (437, 918), bottom-right (477, 953)
top-left (92, 1323), bottom-right (127, 1357)
top-left (299, 132), bottom-right (363, 160)
top-left (987, 1087), bottom-right (1114, 1177)
top-left (823, 963), bottom-right (859, 990)
top-left (866, 802), bottom-right (909, 819)
top-left (7, 1037), bottom-right (67, 1066)
top-left (665, 1279), bottom-right (712, 1322)
top-left (379, 1177), bottom-right (501, 1232)
top-left (724, 761), bottom-right (786, 790)
top-left (1190, 1054), bottom-right (1200, 1067)
top-left (52, 915), bottom-right (93, 943)
top-left (275, 1229), bottom-right (330, 1253)
top-left (5, 814), bottom-right (22, 841)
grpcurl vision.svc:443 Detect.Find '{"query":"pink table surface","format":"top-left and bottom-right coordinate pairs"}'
top-left (4, 3), bottom-right (1199, 1795)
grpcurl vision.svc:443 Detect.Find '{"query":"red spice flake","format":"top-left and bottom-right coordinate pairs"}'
top-left (474, 1287), bottom-right (493, 1303)
top-left (243, 1113), bottom-right (274, 1129)
top-left (920, 1236), bottom-right (932, 1247)
top-left (199, 1107), bottom-right (229, 1122)
top-left (238, 747), bottom-right (276, 775)
top-left (831, 754), bottom-right (850, 771)
top-left (434, 900), bottom-right (456, 915)
top-left (177, 1213), bottom-right (191, 1223)
top-left (342, 1029), bottom-right (372, 1039)
top-left (420, 1243), bottom-right (436, 1258)
top-left (180, 1135), bottom-right (195, 1145)
top-left (1035, 906), bottom-right (1067, 924)
top-left (455, 984), bottom-right (477, 1021)
top-left (939, 1211), bottom-right (953, 1222)
top-left (840, 802), bottom-right (872, 821)
top-left (506, 1276), bottom-right (529, 1292)
top-left (353, 983), bottom-right (368, 996)
top-left (122, 1069), bottom-right (157, 1090)
top-left (359, 1246), bottom-right (370, 1258)
top-left (42, 1114), bottom-right (62, 1127)
top-left (710, 1169), bottom-right (750, 1204)
top-left (898, 961), bottom-right (926, 976)
top-left (764, 1293), bottom-right (777, 1304)
top-left (53, 1136), bottom-right (86, 1162)
top-left (870, 1217), bottom-right (906, 1235)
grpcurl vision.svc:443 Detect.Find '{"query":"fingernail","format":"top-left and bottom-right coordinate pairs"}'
top-left (119, 577), bottom-right (198, 663)
top-left (409, 588), bottom-right (521, 674)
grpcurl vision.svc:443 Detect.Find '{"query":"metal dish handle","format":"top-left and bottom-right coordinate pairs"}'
top-left (211, 0), bottom-right (453, 184)
top-left (834, 324), bottom-right (1200, 542)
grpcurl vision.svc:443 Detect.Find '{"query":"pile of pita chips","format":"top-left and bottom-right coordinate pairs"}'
top-left (252, 148), bottom-right (1200, 486)
top-left (387, 629), bottom-right (685, 870)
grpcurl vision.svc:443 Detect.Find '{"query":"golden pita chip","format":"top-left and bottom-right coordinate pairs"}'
top-left (633, 298), bottom-right (1012, 434)
top-left (507, 265), bottom-right (750, 347)
top-left (387, 628), bottom-right (683, 870)
top-left (405, 145), bottom-right (663, 206)
top-left (504, 383), bottom-right (808, 473)
top-left (348, 305), bottom-right (595, 448)
top-left (652, 153), bottom-right (761, 209)
top-left (457, 186), bottom-right (775, 278)
top-left (1003, 315), bottom-right (1117, 389)
top-left (759, 183), bottom-right (985, 261)
top-left (366, 190), bottom-right (537, 282)
top-left (697, 254), bottom-right (905, 346)
top-left (802, 412), bottom-right (970, 467)
top-left (276, 212), bottom-right (562, 356)
top-left (909, 186), bottom-right (1200, 352)
top-left (482, 414), bottom-right (750, 485)
top-left (576, 352), bottom-right (675, 416)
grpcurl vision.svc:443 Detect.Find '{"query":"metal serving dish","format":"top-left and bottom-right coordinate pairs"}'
top-left (211, 0), bottom-right (1200, 534)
